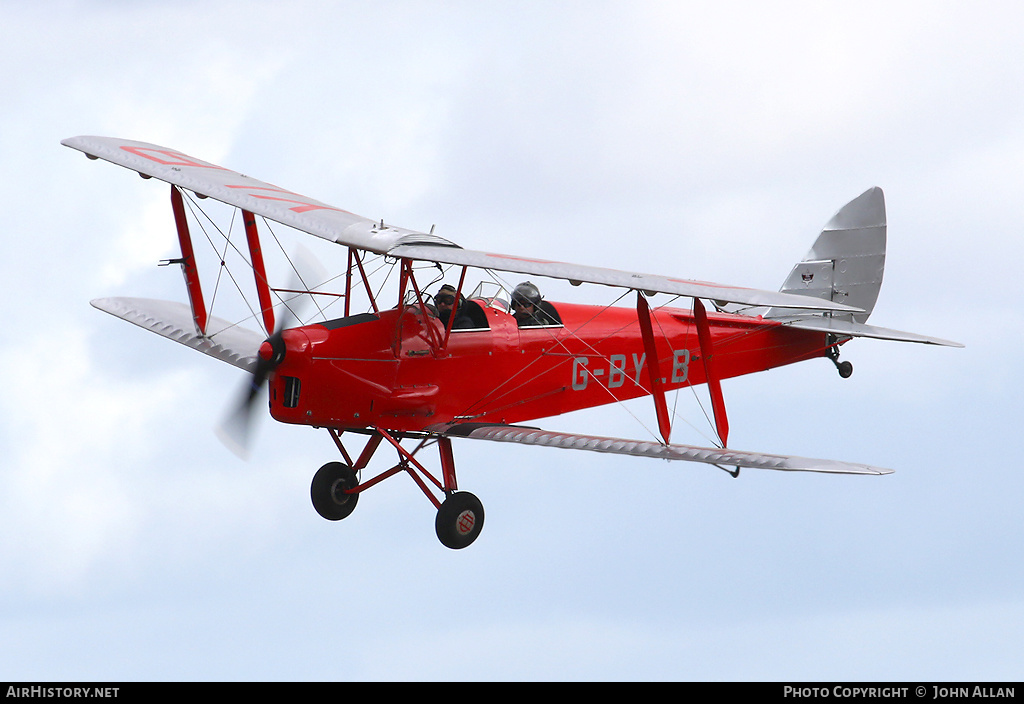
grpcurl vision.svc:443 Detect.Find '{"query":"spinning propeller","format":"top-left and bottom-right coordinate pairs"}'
top-left (217, 244), bottom-right (328, 457)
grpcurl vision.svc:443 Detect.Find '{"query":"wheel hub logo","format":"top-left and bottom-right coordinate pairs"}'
top-left (456, 510), bottom-right (476, 535)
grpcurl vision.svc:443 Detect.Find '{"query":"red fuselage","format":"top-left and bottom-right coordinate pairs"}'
top-left (265, 298), bottom-right (827, 432)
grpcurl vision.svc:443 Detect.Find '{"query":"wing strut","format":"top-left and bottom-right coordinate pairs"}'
top-left (168, 185), bottom-right (208, 336)
top-left (351, 248), bottom-right (379, 316)
top-left (344, 248), bottom-right (354, 317)
top-left (242, 210), bottom-right (275, 335)
top-left (693, 298), bottom-right (729, 447)
top-left (636, 292), bottom-right (672, 444)
top-left (441, 266), bottom-right (469, 348)
top-left (400, 258), bottom-right (443, 351)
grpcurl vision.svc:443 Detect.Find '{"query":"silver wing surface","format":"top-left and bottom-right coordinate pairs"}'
top-left (389, 243), bottom-right (865, 312)
top-left (65, 135), bottom-right (862, 312)
top-left (430, 423), bottom-right (893, 475)
top-left (91, 297), bottom-right (263, 372)
top-left (62, 136), bottom-right (455, 254)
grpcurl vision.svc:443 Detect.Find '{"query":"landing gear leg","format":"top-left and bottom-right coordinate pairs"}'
top-left (374, 430), bottom-right (486, 549)
top-left (435, 437), bottom-right (484, 549)
top-left (826, 335), bottom-right (854, 378)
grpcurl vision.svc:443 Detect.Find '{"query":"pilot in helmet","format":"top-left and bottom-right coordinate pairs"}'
top-left (512, 281), bottom-right (544, 326)
top-left (435, 284), bottom-right (458, 325)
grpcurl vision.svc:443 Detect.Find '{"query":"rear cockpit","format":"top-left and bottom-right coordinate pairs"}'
top-left (449, 281), bottom-right (563, 330)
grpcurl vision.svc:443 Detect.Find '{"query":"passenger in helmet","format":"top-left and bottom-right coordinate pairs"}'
top-left (512, 281), bottom-right (561, 328)
top-left (435, 284), bottom-right (488, 330)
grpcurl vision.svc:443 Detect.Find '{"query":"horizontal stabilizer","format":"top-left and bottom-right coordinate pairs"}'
top-left (91, 297), bottom-right (263, 371)
top-left (430, 423), bottom-right (893, 475)
top-left (780, 316), bottom-right (964, 347)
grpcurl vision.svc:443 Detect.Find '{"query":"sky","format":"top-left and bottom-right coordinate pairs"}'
top-left (1, 0), bottom-right (1022, 682)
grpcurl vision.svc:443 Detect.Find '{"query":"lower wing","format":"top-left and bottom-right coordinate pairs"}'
top-left (91, 297), bottom-right (262, 372)
top-left (429, 423), bottom-right (893, 475)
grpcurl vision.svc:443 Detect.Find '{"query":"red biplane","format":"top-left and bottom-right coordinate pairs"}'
top-left (65, 136), bottom-right (962, 548)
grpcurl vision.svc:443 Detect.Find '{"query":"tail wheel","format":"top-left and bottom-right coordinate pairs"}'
top-left (435, 491), bottom-right (484, 549)
top-left (826, 337), bottom-right (854, 379)
top-left (310, 462), bottom-right (359, 521)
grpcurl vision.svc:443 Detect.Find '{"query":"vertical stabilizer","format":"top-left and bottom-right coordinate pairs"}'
top-left (769, 187), bottom-right (886, 323)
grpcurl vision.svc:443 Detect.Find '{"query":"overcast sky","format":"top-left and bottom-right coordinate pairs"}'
top-left (1, 1), bottom-right (1022, 681)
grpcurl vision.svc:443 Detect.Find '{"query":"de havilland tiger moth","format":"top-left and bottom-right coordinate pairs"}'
top-left (64, 136), bottom-right (962, 549)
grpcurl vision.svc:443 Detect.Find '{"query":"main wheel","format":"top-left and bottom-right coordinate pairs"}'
top-left (837, 360), bottom-right (854, 378)
top-left (310, 462), bottom-right (359, 521)
top-left (435, 491), bottom-right (485, 549)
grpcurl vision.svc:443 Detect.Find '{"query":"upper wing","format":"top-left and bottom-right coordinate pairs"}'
top-left (390, 243), bottom-right (865, 312)
top-left (65, 135), bottom-right (862, 312)
top-left (431, 423), bottom-right (893, 475)
top-left (61, 135), bottom-right (456, 254)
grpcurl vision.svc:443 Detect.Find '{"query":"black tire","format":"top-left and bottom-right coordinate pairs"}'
top-left (310, 462), bottom-right (359, 521)
top-left (838, 360), bottom-right (854, 378)
top-left (435, 491), bottom-right (485, 549)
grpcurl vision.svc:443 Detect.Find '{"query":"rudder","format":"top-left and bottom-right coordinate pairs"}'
top-left (769, 187), bottom-right (886, 324)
